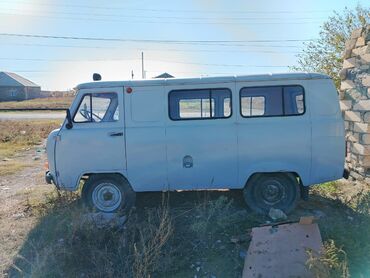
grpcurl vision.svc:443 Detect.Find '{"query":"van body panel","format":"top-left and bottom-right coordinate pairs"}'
top-left (165, 82), bottom-right (238, 190)
top-left (54, 87), bottom-right (126, 190)
top-left (124, 85), bottom-right (168, 192)
top-left (309, 79), bottom-right (345, 184)
top-left (235, 80), bottom-right (311, 187)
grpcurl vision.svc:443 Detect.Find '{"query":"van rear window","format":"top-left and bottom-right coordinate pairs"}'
top-left (240, 85), bottom-right (304, 117)
top-left (169, 88), bottom-right (232, 120)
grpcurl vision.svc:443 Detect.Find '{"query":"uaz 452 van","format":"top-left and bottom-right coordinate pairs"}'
top-left (45, 73), bottom-right (346, 214)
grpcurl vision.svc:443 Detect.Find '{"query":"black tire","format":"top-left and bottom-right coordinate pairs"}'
top-left (243, 173), bottom-right (300, 214)
top-left (82, 174), bottom-right (135, 214)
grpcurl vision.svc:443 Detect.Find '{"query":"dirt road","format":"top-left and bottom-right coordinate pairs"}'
top-left (0, 148), bottom-right (52, 276)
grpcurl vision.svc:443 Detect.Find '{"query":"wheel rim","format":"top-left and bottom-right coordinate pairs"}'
top-left (92, 182), bottom-right (123, 212)
top-left (258, 179), bottom-right (286, 206)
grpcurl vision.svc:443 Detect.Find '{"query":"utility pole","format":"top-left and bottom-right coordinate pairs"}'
top-left (141, 51), bottom-right (145, 79)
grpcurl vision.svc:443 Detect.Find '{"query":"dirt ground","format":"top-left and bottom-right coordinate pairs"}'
top-left (1, 146), bottom-right (369, 277)
top-left (0, 147), bottom-right (52, 274)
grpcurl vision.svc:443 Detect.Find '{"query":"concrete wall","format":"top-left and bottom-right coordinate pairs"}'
top-left (339, 25), bottom-right (370, 181)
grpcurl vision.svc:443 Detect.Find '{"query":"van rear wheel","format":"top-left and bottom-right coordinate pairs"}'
top-left (82, 174), bottom-right (135, 214)
top-left (243, 173), bottom-right (300, 214)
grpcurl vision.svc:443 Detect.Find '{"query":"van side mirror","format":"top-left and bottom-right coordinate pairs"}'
top-left (65, 109), bottom-right (73, 129)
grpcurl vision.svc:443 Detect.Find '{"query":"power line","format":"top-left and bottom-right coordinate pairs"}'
top-left (0, 57), bottom-right (290, 68)
top-left (0, 57), bottom-right (139, 62)
top-left (0, 0), bottom-right (332, 14)
top-left (0, 8), bottom-right (327, 20)
top-left (0, 12), bottom-right (324, 25)
top-left (0, 33), bottom-right (313, 44)
top-left (153, 59), bottom-right (288, 68)
top-left (1, 42), bottom-right (303, 49)
top-left (0, 42), bottom-right (305, 54)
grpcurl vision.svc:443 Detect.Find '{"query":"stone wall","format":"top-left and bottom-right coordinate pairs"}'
top-left (339, 25), bottom-right (370, 181)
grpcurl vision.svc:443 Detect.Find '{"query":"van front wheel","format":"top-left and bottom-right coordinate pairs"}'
top-left (243, 173), bottom-right (300, 214)
top-left (82, 174), bottom-right (135, 214)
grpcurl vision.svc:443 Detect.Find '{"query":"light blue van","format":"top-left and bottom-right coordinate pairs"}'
top-left (45, 73), bottom-right (346, 214)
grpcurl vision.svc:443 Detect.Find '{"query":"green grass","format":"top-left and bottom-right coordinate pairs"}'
top-left (312, 181), bottom-right (340, 195)
top-left (306, 183), bottom-right (370, 277)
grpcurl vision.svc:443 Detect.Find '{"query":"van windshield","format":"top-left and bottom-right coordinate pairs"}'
top-left (74, 92), bottom-right (119, 123)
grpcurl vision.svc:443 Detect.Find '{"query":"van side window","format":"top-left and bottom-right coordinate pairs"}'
top-left (223, 97), bottom-right (231, 117)
top-left (241, 96), bottom-right (265, 116)
top-left (169, 88), bottom-right (232, 120)
top-left (283, 86), bottom-right (304, 115)
top-left (74, 93), bottom-right (119, 123)
top-left (240, 87), bottom-right (282, 117)
top-left (179, 98), bottom-right (215, 118)
top-left (240, 86), bottom-right (304, 117)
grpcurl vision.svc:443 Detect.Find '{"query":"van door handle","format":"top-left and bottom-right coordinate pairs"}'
top-left (109, 132), bottom-right (123, 137)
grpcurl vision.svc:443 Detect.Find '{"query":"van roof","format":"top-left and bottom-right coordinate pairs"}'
top-left (76, 72), bottom-right (330, 90)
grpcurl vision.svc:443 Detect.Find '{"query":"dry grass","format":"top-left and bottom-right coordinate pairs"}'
top-left (8, 191), bottom-right (174, 278)
top-left (0, 161), bottom-right (30, 176)
top-left (3, 182), bottom-right (370, 277)
top-left (0, 120), bottom-right (61, 160)
top-left (305, 181), bottom-right (370, 277)
top-left (306, 240), bottom-right (349, 278)
top-left (0, 120), bottom-right (61, 176)
top-left (0, 96), bottom-right (73, 110)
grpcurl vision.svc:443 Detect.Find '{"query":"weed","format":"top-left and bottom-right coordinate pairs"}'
top-left (306, 240), bottom-right (349, 278)
top-left (10, 192), bottom-right (173, 278)
top-left (190, 195), bottom-right (234, 236)
top-left (309, 182), bottom-right (370, 277)
top-left (312, 181), bottom-right (340, 196)
top-left (131, 205), bottom-right (173, 278)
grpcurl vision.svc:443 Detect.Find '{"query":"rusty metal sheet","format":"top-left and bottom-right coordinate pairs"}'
top-left (243, 222), bottom-right (322, 278)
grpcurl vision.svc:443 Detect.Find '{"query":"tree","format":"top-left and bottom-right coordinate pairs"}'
top-left (291, 5), bottom-right (370, 88)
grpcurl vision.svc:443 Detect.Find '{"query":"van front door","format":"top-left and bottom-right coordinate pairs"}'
top-left (55, 87), bottom-right (126, 190)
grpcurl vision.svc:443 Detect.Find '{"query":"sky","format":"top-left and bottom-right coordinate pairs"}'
top-left (0, 0), bottom-right (367, 91)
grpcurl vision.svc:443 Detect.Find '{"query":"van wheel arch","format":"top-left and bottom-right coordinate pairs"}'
top-left (81, 173), bottom-right (136, 214)
top-left (245, 171), bottom-right (301, 185)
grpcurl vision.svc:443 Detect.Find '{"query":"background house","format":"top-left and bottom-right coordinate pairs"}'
top-left (0, 72), bottom-right (41, 102)
top-left (154, 72), bottom-right (174, 78)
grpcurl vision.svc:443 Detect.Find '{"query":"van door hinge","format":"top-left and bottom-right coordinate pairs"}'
top-left (54, 135), bottom-right (61, 141)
